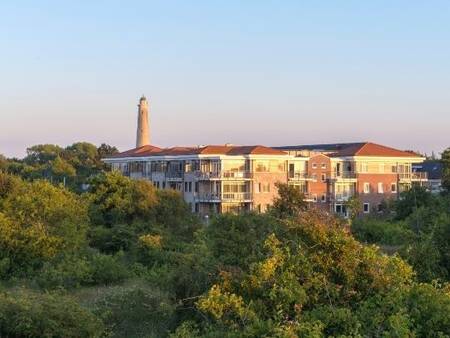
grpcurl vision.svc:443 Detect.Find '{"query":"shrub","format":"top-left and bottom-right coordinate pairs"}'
top-left (89, 252), bottom-right (130, 285)
top-left (0, 289), bottom-right (104, 338)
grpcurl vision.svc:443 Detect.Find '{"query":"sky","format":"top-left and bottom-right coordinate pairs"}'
top-left (1, 1), bottom-right (449, 158)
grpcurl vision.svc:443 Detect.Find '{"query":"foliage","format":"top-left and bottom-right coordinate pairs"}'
top-left (0, 288), bottom-right (104, 338)
top-left (352, 217), bottom-right (415, 245)
top-left (2, 142), bottom-right (118, 191)
top-left (91, 282), bottom-right (176, 338)
top-left (442, 147), bottom-right (450, 193)
top-left (87, 171), bottom-right (158, 225)
top-left (0, 173), bottom-right (89, 277)
top-left (270, 183), bottom-right (307, 218)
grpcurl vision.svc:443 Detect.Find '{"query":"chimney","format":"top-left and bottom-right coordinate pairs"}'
top-left (136, 95), bottom-right (150, 147)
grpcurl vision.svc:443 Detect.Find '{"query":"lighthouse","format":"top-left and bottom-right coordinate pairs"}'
top-left (136, 95), bottom-right (150, 148)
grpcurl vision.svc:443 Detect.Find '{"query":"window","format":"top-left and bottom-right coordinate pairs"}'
top-left (363, 182), bottom-right (370, 194)
top-left (194, 182), bottom-right (199, 193)
top-left (321, 173), bottom-right (326, 182)
top-left (184, 182), bottom-right (188, 191)
top-left (360, 163), bottom-right (369, 173)
top-left (377, 204), bottom-right (383, 212)
top-left (363, 203), bottom-right (370, 213)
top-left (312, 194), bottom-right (317, 202)
top-left (335, 204), bottom-right (342, 213)
top-left (312, 174), bottom-right (317, 181)
top-left (391, 183), bottom-right (397, 193)
top-left (261, 183), bottom-right (270, 193)
top-left (162, 181), bottom-right (166, 189)
top-left (321, 194), bottom-right (326, 203)
top-left (255, 183), bottom-right (261, 193)
top-left (378, 182), bottom-right (384, 194)
top-left (321, 163), bottom-right (327, 169)
top-left (312, 163), bottom-right (317, 169)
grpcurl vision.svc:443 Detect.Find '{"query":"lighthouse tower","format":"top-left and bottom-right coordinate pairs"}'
top-left (136, 95), bottom-right (150, 148)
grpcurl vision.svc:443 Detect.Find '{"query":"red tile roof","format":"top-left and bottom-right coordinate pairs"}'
top-left (106, 144), bottom-right (287, 159)
top-left (332, 142), bottom-right (422, 157)
top-left (107, 145), bottom-right (162, 158)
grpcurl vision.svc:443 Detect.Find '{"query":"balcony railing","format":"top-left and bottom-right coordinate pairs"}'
top-left (328, 171), bottom-right (357, 179)
top-left (194, 192), bottom-right (252, 202)
top-left (288, 171), bottom-right (312, 180)
top-left (222, 192), bottom-right (252, 201)
top-left (331, 192), bottom-right (353, 201)
top-left (195, 171), bottom-right (252, 180)
top-left (166, 171), bottom-right (183, 180)
top-left (398, 172), bottom-right (428, 181)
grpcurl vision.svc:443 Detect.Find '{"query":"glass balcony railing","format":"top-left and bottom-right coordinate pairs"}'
top-left (194, 192), bottom-right (252, 201)
top-left (195, 171), bottom-right (252, 180)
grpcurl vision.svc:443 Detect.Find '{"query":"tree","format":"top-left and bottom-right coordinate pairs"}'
top-left (25, 144), bottom-right (64, 165)
top-left (0, 173), bottom-right (89, 276)
top-left (270, 183), bottom-right (307, 218)
top-left (97, 143), bottom-right (119, 158)
top-left (0, 154), bottom-right (7, 172)
top-left (194, 210), bottom-right (421, 337)
top-left (442, 147), bottom-right (450, 193)
top-left (395, 185), bottom-right (436, 220)
top-left (87, 171), bottom-right (158, 225)
top-left (345, 195), bottom-right (363, 220)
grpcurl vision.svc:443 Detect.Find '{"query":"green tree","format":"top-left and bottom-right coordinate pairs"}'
top-left (442, 147), bottom-right (450, 193)
top-left (25, 144), bottom-right (64, 165)
top-left (270, 183), bottom-right (307, 218)
top-left (97, 143), bottom-right (119, 158)
top-left (87, 171), bottom-right (158, 225)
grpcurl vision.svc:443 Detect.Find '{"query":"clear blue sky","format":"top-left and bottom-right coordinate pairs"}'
top-left (1, 1), bottom-right (449, 158)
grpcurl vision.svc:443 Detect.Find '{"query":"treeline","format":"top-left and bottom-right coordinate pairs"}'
top-left (0, 142), bottom-right (118, 191)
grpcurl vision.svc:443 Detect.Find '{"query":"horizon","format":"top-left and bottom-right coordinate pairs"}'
top-left (1, 1), bottom-right (449, 158)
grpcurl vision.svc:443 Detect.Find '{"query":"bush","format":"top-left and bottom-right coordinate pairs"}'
top-left (35, 255), bottom-right (93, 289)
top-left (0, 289), bottom-right (104, 338)
top-left (93, 283), bottom-right (176, 338)
top-left (351, 217), bottom-right (414, 246)
top-left (90, 252), bottom-right (130, 285)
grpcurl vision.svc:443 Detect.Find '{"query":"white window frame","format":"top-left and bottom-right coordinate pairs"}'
top-left (363, 203), bottom-right (370, 213)
top-left (363, 182), bottom-right (370, 194)
top-left (378, 182), bottom-right (384, 194)
top-left (312, 163), bottom-right (317, 169)
top-left (391, 183), bottom-right (397, 193)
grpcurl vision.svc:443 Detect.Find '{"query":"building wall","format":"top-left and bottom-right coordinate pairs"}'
top-left (307, 154), bottom-right (331, 205)
top-left (252, 172), bottom-right (287, 212)
top-left (356, 173), bottom-right (399, 213)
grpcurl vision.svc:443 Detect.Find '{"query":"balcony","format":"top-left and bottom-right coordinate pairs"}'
top-left (195, 171), bottom-right (252, 180)
top-left (398, 172), bottom-right (428, 181)
top-left (328, 171), bottom-right (357, 180)
top-left (331, 192), bottom-right (353, 202)
top-left (166, 171), bottom-right (183, 181)
top-left (194, 192), bottom-right (252, 202)
top-left (288, 171), bottom-right (313, 181)
top-left (222, 192), bottom-right (252, 202)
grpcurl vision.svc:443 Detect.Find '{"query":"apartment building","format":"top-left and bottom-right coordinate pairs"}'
top-left (104, 142), bottom-right (426, 217)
